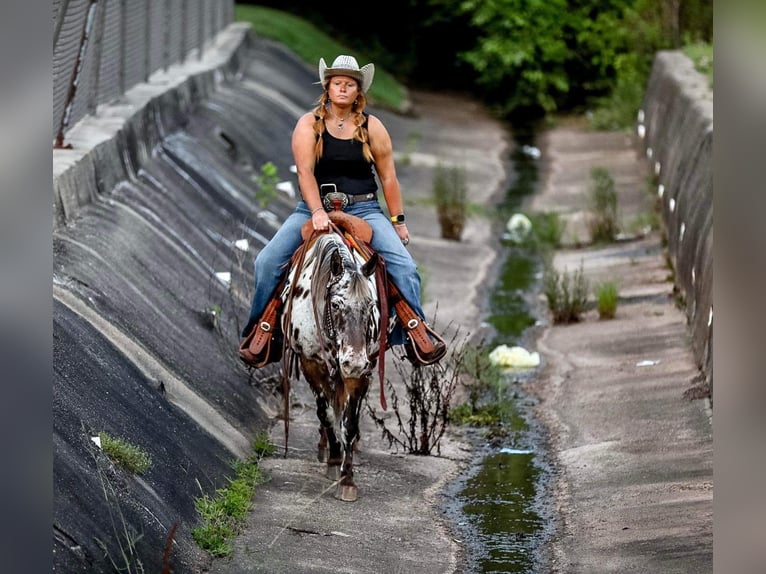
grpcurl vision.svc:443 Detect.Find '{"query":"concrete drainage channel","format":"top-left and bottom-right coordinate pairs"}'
top-left (441, 134), bottom-right (555, 573)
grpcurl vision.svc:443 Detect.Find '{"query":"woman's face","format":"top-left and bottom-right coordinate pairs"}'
top-left (327, 75), bottom-right (360, 105)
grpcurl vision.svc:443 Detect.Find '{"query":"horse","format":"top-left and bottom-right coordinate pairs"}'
top-left (279, 221), bottom-right (386, 502)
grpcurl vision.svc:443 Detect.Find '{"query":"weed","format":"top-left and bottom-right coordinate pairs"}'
top-left (366, 329), bottom-right (464, 455)
top-left (98, 432), bottom-right (152, 475)
top-left (88, 426), bottom-right (148, 573)
top-left (594, 281), bottom-right (619, 319)
top-left (529, 211), bottom-right (565, 249)
top-left (191, 433), bottom-right (271, 557)
top-left (587, 167), bottom-right (619, 243)
top-left (446, 341), bottom-right (522, 439)
top-left (253, 161), bottom-right (279, 207)
top-left (457, 341), bottom-right (506, 412)
top-left (627, 210), bottom-right (660, 236)
top-left (433, 163), bottom-right (467, 241)
top-left (252, 431), bottom-right (277, 459)
top-left (543, 260), bottom-right (589, 324)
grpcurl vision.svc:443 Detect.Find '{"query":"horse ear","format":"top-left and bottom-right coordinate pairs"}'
top-left (330, 250), bottom-right (344, 277)
top-left (361, 253), bottom-right (378, 277)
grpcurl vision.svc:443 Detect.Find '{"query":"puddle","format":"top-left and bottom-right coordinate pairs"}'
top-left (444, 128), bottom-right (554, 572)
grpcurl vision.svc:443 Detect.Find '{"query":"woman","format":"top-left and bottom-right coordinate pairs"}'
top-left (241, 55), bottom-right (445, 366)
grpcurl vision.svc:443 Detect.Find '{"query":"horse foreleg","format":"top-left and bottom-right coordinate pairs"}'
top-left (335, 377), bottom-right (370, 502)
top-left (311, 391), bottom-right (343, 475)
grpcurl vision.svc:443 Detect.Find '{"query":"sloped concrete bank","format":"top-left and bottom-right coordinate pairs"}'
top-left (640, 50), bottom-right (714, 391)
top-left (53, 26), bottom-right (323, 573)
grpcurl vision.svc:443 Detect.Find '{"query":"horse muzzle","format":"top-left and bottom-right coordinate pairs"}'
top-left (338, 346), bottom-right (372, 380)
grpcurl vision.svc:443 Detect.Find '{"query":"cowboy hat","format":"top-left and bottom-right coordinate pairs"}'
top-left (318, 55), bottom-right (375, 93)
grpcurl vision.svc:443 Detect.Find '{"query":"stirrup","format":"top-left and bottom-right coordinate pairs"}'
top-left (403, 321), bottom-right (447, 366)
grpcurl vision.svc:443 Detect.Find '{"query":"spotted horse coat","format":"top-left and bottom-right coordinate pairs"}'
top-left (280, 230), bottom-right (384, 501)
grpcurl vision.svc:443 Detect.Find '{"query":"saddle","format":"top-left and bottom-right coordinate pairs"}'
top-left (239, 212), bottom-right (447, 374)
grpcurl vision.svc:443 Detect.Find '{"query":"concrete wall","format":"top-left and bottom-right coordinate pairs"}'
top-left (52, 24), bottom-right (318, 572)
top-left (639, 50), bottom-right (714, 392)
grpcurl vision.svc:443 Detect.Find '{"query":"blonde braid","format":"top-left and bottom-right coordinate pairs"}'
top-left (312, 91), bottom-right (329, 160)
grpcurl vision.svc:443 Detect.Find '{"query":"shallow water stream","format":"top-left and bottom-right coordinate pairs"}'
top-left (443, 131), bottom-right (554, 573)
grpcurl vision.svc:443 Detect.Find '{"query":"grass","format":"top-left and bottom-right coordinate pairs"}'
top-left (594, 281), bottom-right (619, 319)
top-left (191, 432), bottom-right (274, 557)
top-left (99, 432), bottom-right (152, 475)
top-left (234, 5), bottom-right (407, 110)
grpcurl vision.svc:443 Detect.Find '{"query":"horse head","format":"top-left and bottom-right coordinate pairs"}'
top-left (311, 235), bottom-right (380, 380)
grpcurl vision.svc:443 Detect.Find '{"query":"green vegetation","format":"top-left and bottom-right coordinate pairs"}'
top-left (235, 2), bottom-right (710, 128)
top-left (594, 281), bottom-right (619, 320)
top-left (253, 161), bottom-right (279, 207)
top-left (587, 167), bottom-right (619, 243)
top-left (529, 211), bottom-right (565, 250)
top-left (433, 163), bottom-right (467, 241)
top-left (252, 430), bottom-right (277, 458)
top-left (98, 432), bottom-right (152, 475)
top-left (447, 342), bottom-right (513, 432)
top-left (683, 41), bottom-right (714, 87)
top-left (543, 260), bottom-right (589, 324)
top-left (234, 5), bottom-right (407, 110)
top-left (192, 432), bottom-right (274, 557)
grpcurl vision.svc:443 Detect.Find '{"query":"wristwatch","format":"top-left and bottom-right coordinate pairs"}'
top-left (390, 214), bottom-right (405, 224)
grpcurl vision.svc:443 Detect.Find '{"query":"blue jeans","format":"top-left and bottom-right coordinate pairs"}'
top-left (242, 200), bottom-right (425, 346)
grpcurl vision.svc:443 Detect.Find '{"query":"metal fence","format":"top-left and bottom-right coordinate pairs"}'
top-left (53, 0), bottom-right (234, 146)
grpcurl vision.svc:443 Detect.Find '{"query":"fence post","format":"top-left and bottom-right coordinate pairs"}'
top-left (198, 0), bottom-right (205, 60)
top-left (163, 0), bottom-right (170, 71)
top-left (87, 0), bottom-right (106, 116)
top-left (54, 0), bottom-right (98, 148)
top-left (144, 0), bottom-right (151, 82)
top-left (119, 0), bottom-right (126, 96)
top-left (180, 0), bottom-right (187, 64)
top-left (52, 0), bottom-right (72, 51)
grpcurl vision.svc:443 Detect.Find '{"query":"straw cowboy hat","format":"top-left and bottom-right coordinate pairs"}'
top-left (318, 55), bottom-right (375, 93)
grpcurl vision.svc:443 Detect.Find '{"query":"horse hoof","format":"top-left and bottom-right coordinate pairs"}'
top-left (326, 464), bottom-right (341, 481)
top-left (317, 447), bottom-right (328, 463)
top-left (335, 483), bottom-right (358, 502)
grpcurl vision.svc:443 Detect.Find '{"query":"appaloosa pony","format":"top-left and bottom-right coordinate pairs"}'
top-left (279, 219), bottom-right (388, 502)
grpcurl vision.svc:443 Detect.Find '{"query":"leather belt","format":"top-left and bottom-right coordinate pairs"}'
top-left (320, 183), bottom-right (377, 211)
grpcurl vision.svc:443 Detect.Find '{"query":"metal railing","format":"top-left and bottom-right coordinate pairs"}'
top-left (53, 0), bottom-right (234, 147)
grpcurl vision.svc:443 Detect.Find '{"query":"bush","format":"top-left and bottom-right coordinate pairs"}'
top-left (433, 163), bottom-right (467, 241)
top-left (543, 260), bottom-right (589, 324)
top-left (588, 167), bottom-right (619, 243)
top-left (594, 281), bottom-right (619, 319)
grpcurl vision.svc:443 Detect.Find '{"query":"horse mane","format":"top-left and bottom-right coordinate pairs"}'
top-left (309, 234), bottom-right (374, 320)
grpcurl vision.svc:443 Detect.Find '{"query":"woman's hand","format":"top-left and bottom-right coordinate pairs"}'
top-left (312, 207), bottom-right (329, 231)
top-left (394, 222), bottom-right (410, 246)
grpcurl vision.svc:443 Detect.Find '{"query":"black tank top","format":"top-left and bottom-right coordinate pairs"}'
top-left (314, 115), bottom-right (378, 196)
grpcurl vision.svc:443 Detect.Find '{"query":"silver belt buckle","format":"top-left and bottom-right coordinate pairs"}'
top-left (320, 184), bottom-right (348, 210)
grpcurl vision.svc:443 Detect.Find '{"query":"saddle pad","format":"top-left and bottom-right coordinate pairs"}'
top-left (300, 211), bottom-right (373, 243)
